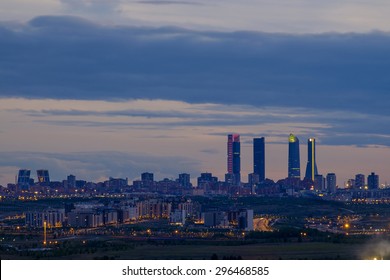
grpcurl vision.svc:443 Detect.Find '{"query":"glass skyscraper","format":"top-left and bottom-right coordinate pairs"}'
top-left (253, 137), bottom-right (265, 182)
top-left (227, 134), bottom-right (241, 184)
top-left (17, 169), bottom-right (31, 190)
top-left (304, 138), bottom-right (318, 181)
top-left (288, 134), bottom-right (301, 179)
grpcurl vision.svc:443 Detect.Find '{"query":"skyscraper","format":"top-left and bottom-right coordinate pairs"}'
top-left (304, 138), bottom-right (318, 181)
top-left (227, 134), bottom-right (240, 184)
top-left (288, 134), bottom-right (300, 179)
top-left (253, 137), bottom-right (265, 182)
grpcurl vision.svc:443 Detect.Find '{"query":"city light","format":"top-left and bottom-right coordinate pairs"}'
top-left (0, 134), bottom-right (389, 261)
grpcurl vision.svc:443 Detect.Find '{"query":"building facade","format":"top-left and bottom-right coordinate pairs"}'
top-left (355, 174), bottom-right (365, 189)
top-left (326, 173), bottom-right (337, 193)
top-left (253, 137), bottom-right (265, 182)
top-left (367, 172), bottom-right (379, 189)
top-left (17, 169), bottom-right (31, 191)
top-left (37, 170), bottom-right (50, 185)
top-left (304, 138), bottom-right (318, 181)
top-left (178, 173), bottom-right (191, 188)
top-left (288, 134), bottom-right (301, 179)
top-left (227, 134), bottom-right (241, 184)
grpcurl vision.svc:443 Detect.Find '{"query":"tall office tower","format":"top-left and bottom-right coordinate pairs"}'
top-left (288, 134), bottom-right (301, 179)
top-left (17, 169), bottom-right (31, 191)
top-left (178, 173), bottom-right (191, 188)
top-left (355, 174), bottom-right (365, 189)
top-left (37, 170), bottom-right (50, 185)
top-left (253, 137), bottom-right (265, 182)
top-left (227, 134), bottom-right (241, 184)
top-left (326, 173), bottom-right (337, 193)
top-left (367, 172), bottom-right (379, 189)
top-left (304, 138), bottom-right (318, 181)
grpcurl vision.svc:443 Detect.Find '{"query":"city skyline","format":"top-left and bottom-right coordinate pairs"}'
top-left (3, 133), bottom-right (388, 188)
top-left (1, 1), bottom-right (390, 187)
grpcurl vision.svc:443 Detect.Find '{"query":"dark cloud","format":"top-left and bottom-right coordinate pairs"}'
top-left (17, 108), bottom-right (260, 120)
top-left (1, 16), bottom-right (390, 150)
top-left (0, 151), bottom-right (200, 183)
top-left (0, 15), bottom-right (389, 115)
top-left (31, 117), bottom-right (276, 128)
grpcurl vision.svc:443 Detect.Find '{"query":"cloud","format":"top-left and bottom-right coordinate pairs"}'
top-left (1, 16), bottom-right (390, 185)
top-left (1, 1), bottom-right (390, 33)
top-left (0, 16), bottom-right (389, 117)
top-left (59, 0), bottom-right (122, 14)
top-left (4, 97), bottom-right (390, 148)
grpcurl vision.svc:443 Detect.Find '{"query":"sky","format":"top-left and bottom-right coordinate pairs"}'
top-left (0, 0), bottom-right (390, 187)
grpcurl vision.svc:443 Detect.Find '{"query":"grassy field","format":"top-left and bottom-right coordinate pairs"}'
top-left (94, 242), bottom-right (361, 260)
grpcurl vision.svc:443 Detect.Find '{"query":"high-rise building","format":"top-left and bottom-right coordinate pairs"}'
top-left (227, 134), bottom-right (240, 184)
top-left (140, 172), bottom-right (154, 190)
top-left (304, 138), bottom-right (318, 181)
top-left (355, 174), bottom-right (365, 189)
top-left (17, 169), bottom-right (31, 191)
top-left (197, 172), bottom-right (218, 188)
top-left (253, 137), bottom-right (265, 182)
top-left (67, 174), bottom-right (76, 189)
top-left (178, 173), bottom-right (191, 188)
top-left (37, 170), bottom-right (50, 185)
top-left (326, 173), bottom-right (337, 193)
top-left (314, 174), bottom-right (325, 191)
top-left (248, 173), bottom-right (260, 186)
top-left (367, 172), bottom-right (379, 189)
top-left (288, 134), bottom-right (300, 179)
top-left (141, 172), bottom-right (154, 183)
